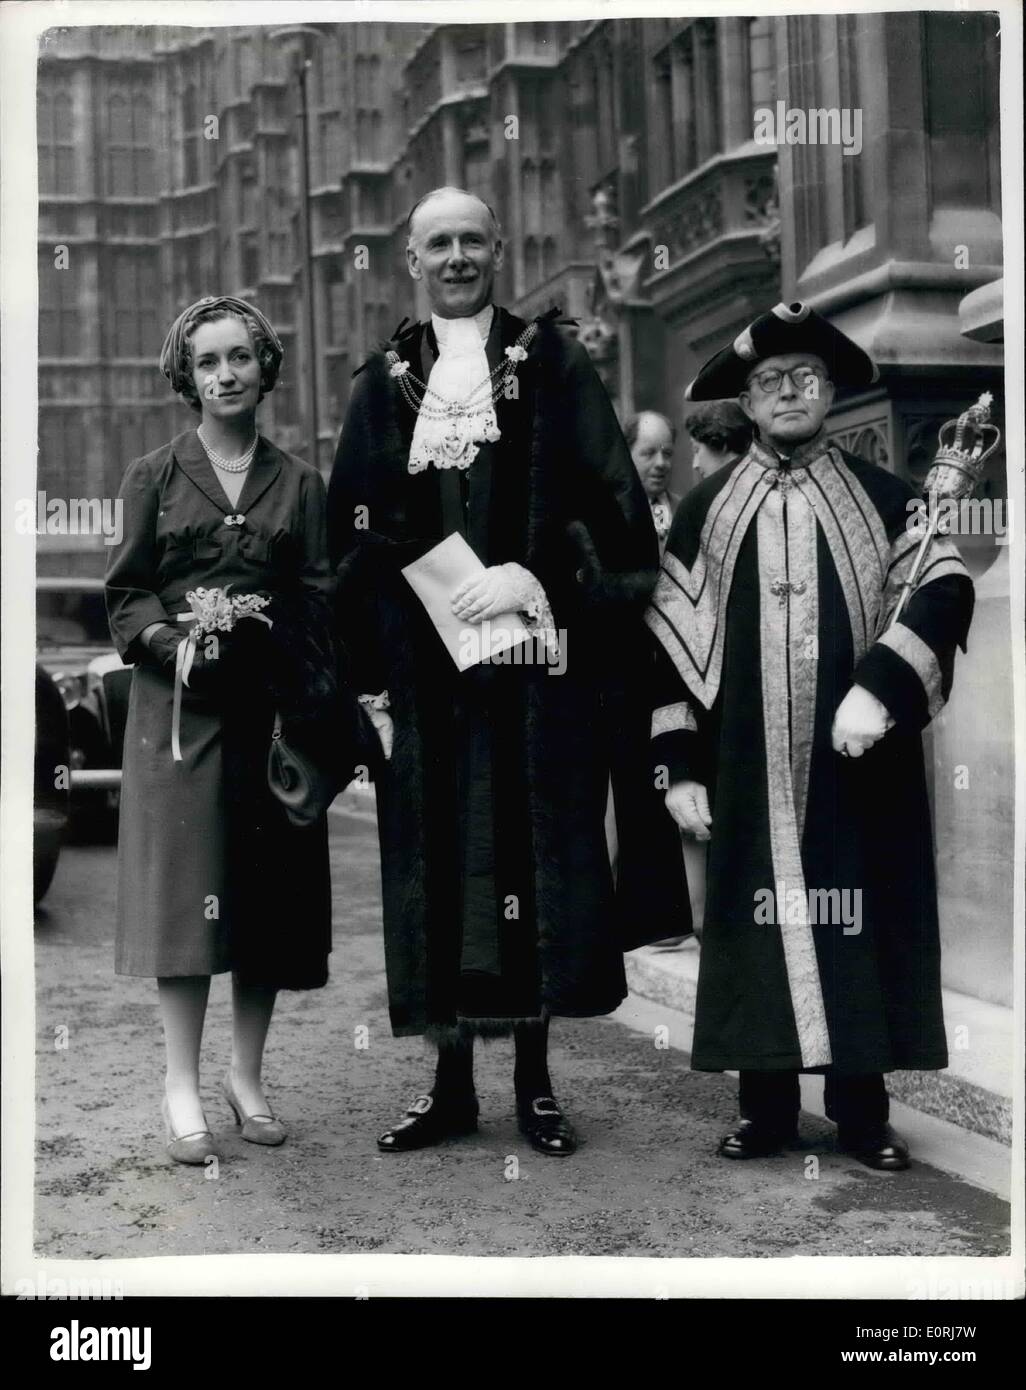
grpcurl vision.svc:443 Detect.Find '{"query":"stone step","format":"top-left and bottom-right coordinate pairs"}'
top-left (625, 942), bottom-right (1013, 1146)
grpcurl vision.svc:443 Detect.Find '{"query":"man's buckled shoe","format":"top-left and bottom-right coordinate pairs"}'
top-left (376, 1093), bottom-right (479, 1153)
top-left (517, 1096), bottom-right (577, 1156)
top-left (717, 1118), bottom-right (798, 1159)
top-left (838, 1123), bottom-right (910, 1171)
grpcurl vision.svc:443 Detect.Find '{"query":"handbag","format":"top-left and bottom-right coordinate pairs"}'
top-left (267, 710), bottom-right (343, 828)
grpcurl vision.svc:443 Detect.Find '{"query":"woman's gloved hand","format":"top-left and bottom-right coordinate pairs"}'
top-left (144, 624), bottom-right (224, 695)
top-left (144, 625), bottom-right (187, 676)
top-left (185, 636), bottom-right (229, 695)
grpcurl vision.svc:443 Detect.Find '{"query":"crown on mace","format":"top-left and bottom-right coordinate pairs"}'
top-left (925, 392), bottom-right (1001, 501)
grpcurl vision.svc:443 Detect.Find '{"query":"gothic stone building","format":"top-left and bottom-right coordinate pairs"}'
top-left (36, 15), bottom-right (1008, 1120)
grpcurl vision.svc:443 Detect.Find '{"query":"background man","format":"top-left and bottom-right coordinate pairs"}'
top-left (624, 410), bottom-right (680, 555)
top-left (329, 187), bottom-right (687, 1157)
top-left (647, 301), bottom-right (974, 1171)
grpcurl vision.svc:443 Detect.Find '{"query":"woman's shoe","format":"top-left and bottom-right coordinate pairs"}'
top-left (161, 1095), bottom-right (220, 1166)
top-left (221, 1072), bottom-right (287, 1146)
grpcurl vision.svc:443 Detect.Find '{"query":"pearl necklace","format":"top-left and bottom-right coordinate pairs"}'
top-left (198, 427), bottom-right (258, 473)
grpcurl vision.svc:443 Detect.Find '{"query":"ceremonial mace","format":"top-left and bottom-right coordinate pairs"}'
top-left (890, 392), bottom-right (1001, 626)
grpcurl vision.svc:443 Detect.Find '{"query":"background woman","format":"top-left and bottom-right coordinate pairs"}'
top-left (105, 295), bottom-right (335, 1164)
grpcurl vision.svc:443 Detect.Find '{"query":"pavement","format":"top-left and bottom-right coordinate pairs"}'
top-left (30, 788), bottom-right (1012, 1272)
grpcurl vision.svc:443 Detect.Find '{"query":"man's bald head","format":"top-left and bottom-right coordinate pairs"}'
top-left (405, 186), bottom-right (504, 320)
top-left (406, 186), bottom-right (501, 246)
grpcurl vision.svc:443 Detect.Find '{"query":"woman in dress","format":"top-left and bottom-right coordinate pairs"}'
top-left (106, 295), bottom-right (335, 1164)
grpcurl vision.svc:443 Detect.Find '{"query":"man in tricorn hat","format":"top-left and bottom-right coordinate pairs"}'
top-left (328, 187), bottom-right (687, 1156)
top-left (647, 301), bottom-right (974, 1169)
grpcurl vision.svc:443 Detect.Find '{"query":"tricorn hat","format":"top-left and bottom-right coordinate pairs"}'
top-left (684, 301), bottom-right (879, 401)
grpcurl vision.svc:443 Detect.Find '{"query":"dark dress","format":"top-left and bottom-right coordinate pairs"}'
top-left (105, 428), bottom-right (333, 988)
top-left (329, 307), bottom-right (690, 1037)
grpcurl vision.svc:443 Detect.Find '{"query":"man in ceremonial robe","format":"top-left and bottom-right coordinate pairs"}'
top-left (647, 301), bottom-right (974, 1170)
top-left (329, 187), bottom-right (687, 1155)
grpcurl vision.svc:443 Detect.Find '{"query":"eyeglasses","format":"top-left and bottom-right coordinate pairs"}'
top-left (746, 365), bottom-right (827, 395)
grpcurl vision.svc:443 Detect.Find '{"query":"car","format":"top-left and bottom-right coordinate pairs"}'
top-left (34, 663), bottom-right (71, 903)
top-left (36, 577), bottom-right (131, 840)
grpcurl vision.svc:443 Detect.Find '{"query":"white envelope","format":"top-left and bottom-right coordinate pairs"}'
top-left (401, 532), bottom-right (534, 671)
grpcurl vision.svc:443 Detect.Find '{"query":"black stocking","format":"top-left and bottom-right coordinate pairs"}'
top-left (431, 1034), bottom-right (475, 1103)
top-left (513, 1017), bottom-right (553, 1104)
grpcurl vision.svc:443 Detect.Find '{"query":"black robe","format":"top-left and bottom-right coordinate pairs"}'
top-left (328, 306), bottom-right (689, 1037)
top-left (648, 433), bottom-right (974, 1074)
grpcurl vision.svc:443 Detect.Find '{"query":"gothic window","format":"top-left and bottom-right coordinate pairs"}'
top-left (326, 264), bottom-right (346, 346)
top-left (319, 111), bottom-right (342, 184)
top-left (671, 30), bottom-right (698, 176)
top-left (747, 17), bottom-right (776, 127)
top-left (372, 111), bottom-right (384, 162)
top-left (106, 88), bottom-right (153, 196)
top-left (273, 358), bottom-right (296, 424)
top-left (652, 51), bottom-right (675, 193)
top-left (132, 91), bottom-right (154, 194)
top-left (540, 162), bottom-right (558, 236)
top-left (38, 250), bottom-right (81, 357)
top-left (455, 34), bottom-right (484, 86)
top-left (111, 250), bottom-right (160, 357)
top-left (40, 410), bottom-right (79, 497)
top-left (594, 44), bottom-right (617, 180)
top-left (524, 236), bottom-right (540, 287)
top-left (651, 28), bottom-right (702, 189)
top-left (321, 37), bottom-right (344, 105)
top-left (268, 230), bottom-right (290, 276)
top-left (39, 411), bottom-right (64, 486)
top-left (521, 158), bottom-right (541, 236)
top-left (238, 152), bottom-right (257, 225)
top-left (464, 143), bottom-right (490, 213)
top-left (181, 82), bottom-right (201, 187)
top-left (837, 15), bottom-right (867, 236)
top-left (694, 21), bottom-right (720, 162)
top-left (38, 87), bottom-right (76, 195)
top-left (107, 94), bottom-right (132, 194)
top-left (923, 11), bottom-right (1000, 213)
top-left (540, 234), bottom-right (558, 283)
top-left (241, 232), bottom-right (259, 287)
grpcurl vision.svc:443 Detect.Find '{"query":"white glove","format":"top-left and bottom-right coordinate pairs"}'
top-left (451, 562), bottom-right (542, 625)
top-left (359, 694), bottom-right (393, 762)
top-left (665, 780), bottom-right (712, 841)
top-left (831, 684), bottom-right (894, 758)
top-left (367, 707), bottom-right (393, 761)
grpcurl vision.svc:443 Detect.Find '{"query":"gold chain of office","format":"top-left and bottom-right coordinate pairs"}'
top-left (385, 321), bottom-right (538, 423)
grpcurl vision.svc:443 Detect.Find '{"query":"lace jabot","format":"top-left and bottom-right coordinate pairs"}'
top-left (408, 305), bottom-right (500, 474)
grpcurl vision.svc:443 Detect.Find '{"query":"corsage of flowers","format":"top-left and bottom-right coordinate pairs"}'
top-left (169, 587), bottom-right (272, 762)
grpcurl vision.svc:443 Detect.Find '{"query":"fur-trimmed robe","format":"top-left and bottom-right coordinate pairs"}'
top-left (647, 434), bottom-right (974, 1073)
top-left (328, 306), bottom-right (690, 1037)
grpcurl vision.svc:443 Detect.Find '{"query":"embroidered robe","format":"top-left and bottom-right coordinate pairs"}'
top-left (647, 436), bottom-right (974, 1073)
